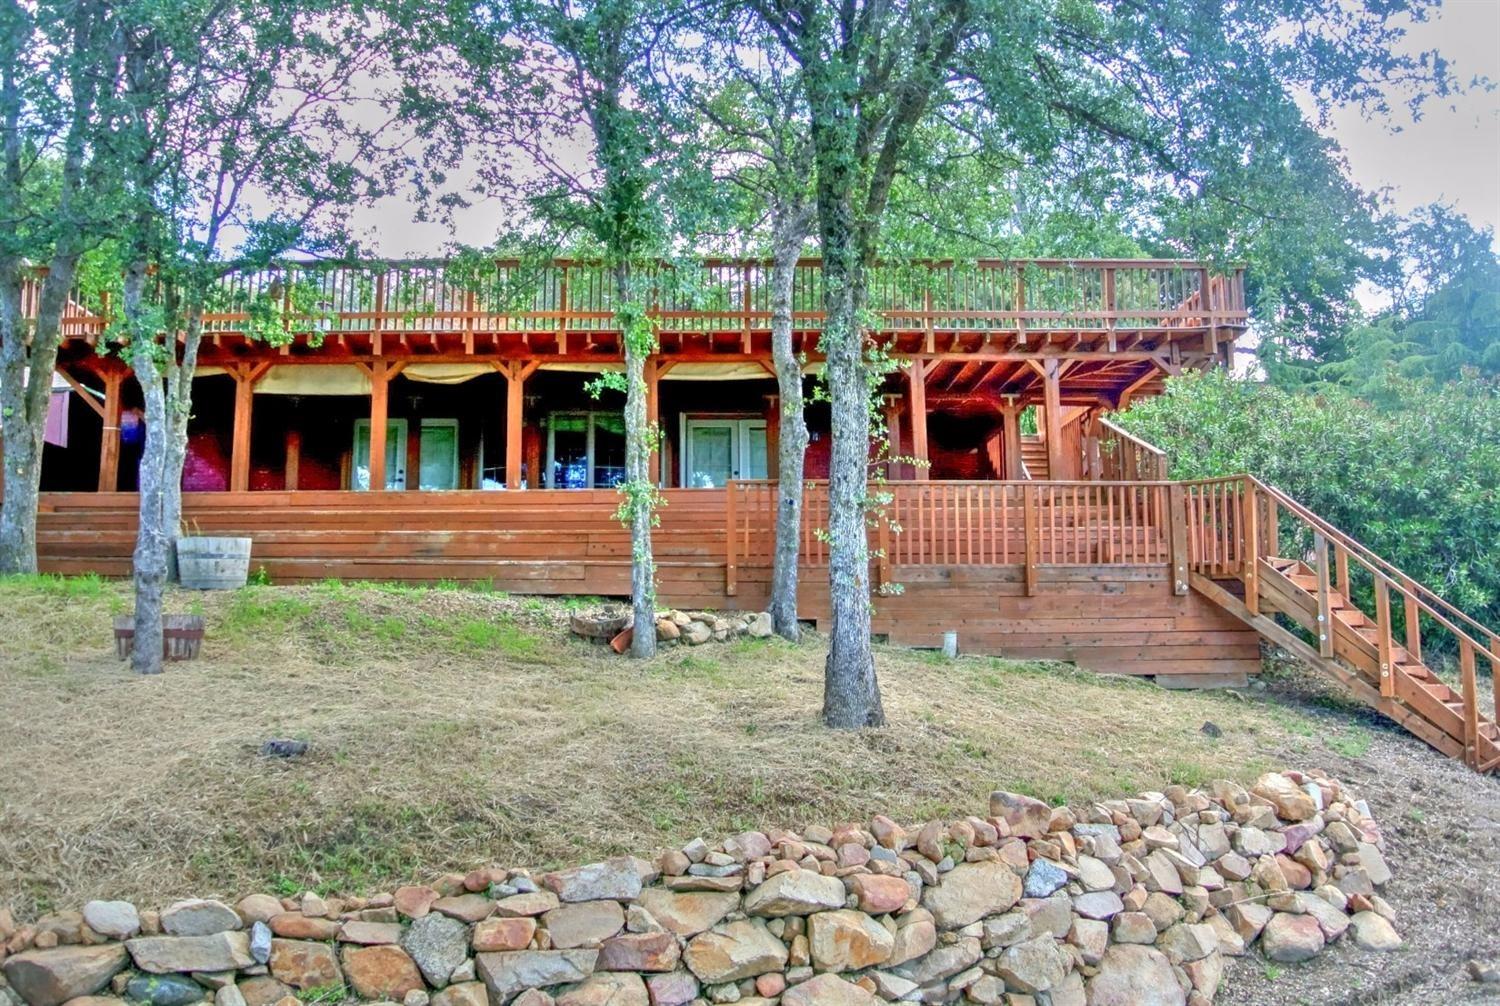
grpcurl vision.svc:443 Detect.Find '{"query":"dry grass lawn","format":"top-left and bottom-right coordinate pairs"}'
top-left (0, 574), bottom-right (1372, 918)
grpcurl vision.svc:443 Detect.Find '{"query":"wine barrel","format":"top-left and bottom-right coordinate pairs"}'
top-left (176, 536), bottom-right (252, 590)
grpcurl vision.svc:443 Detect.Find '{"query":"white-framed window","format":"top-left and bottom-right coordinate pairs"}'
top-left (545, 411), bottom-right (627, 489)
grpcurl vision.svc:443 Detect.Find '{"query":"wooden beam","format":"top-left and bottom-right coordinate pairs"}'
top-left (907, 359), bottom-right (929, 481)
top-left (369, 360), bottom-right (390, 491)
top-left (56, 370), bottom-right (105, 418)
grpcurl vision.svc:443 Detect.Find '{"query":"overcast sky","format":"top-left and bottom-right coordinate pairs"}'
top-left (346, 1), bottom-right (1500, 258)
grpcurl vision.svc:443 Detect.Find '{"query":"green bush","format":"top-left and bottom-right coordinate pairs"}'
top-left (1117, 370), bottom-right (1500, 648)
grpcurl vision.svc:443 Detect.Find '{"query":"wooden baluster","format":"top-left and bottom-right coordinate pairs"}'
top-left (1334, 545), bottom-right (1350, 601)
top-left (1023, 483), bottom-right (1039, 596)
top-left (1491, 634), bottom-right (1499, 735)
top-left (1404, 593), bottom-right (1422, 663)
top-left (725, 481), bottom-right (738, 596)
top-left (1243, 478), bottom-right (1260, 615)
top-left (1314, 532), bottom-right (1334, 658)
top-left (1460, 638), bottom-right (1479, 769)
top-left (1375, 575), bottom-right (1394, 698)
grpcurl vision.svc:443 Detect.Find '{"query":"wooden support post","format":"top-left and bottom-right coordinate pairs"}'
top-left (284, 428), bottom-right (302, 492)
top-left (881, 395), bottom-right (902, 479)
top-left (1022, 483), bottom-right (1039, 597)
top-left (1375, 575), bottom-right (1394, 698)
top-left (646, 361), bottom-right (661, 486)
top-left (907, 360), bottom-right (929, 481)
top-left (1334, 545), bottom-right (1350, 599)
top-left (1404, 593), bottom-right (1422, 663)
top-left (97, 371), bottom-right (124, 492)
top-left (369, 361), bottom-right (389, 491)
top-left (1041, 358), bottom-right (1064, 482)
top-left (1242, 477), bottom-right (1259, 615)
top-left (1460, 639), bottom-right (1479, 768)
top-left (229, 365), bottom-right (266, 493)
top-left (1314, 532), bottom-right (1333, 658)
top-left (405, 418), bottom-right (422, 492)
top-left (501, 361), bottom-right (538, 490)
top-left (1168, 484), bottom-right (1189, 596)
top-left (725, 482), bottom-right (738, 596)
top-left (1001, 405), bottom-right (1023, 480)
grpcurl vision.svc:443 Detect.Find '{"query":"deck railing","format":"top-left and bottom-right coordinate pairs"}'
top-left (726, 479), bottom-right (1176, 596)
top-left (25, 258), bottom-right (1247, 342)
top-left (1095, 418), bottom-right (1170, 481)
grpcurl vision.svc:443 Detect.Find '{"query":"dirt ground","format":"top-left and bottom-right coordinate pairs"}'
top-left (1, 576), bottom-right (1496, 1004)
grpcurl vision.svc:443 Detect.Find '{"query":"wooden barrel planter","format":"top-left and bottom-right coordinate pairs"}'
top-left (177, 536), bottom-right (252, 589)
top-left (114, 614), bottom-right (206, 661)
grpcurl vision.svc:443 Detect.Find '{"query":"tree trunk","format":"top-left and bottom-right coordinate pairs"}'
top-left (125, 257), bottom-right (168, 674)
top-left (160, 297), bottom-right (205, 578)
top-left (817, 224), bottom-right (884, 728)
top-left (617, 266), bottom-right (657, 659)
top-left (768, 203), bottom-right (812, 641)
top-left (0, 256), bottom-right (80, 574)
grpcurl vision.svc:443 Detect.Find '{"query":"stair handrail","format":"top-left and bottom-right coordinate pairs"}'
top-left (1249, 475), bottom-right (1500, 665)
top-left (1098, 418), bottom-right (1169, 480)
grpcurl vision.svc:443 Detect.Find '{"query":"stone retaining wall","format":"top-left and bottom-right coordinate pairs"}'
top-left (0, 770), bottom-right (1402, 1006)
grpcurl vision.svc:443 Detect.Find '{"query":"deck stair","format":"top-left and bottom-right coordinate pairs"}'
top-left (1184, 476), bottom-right (1500, 773)
top-left (1019, 435), bottom-right (1050, 480)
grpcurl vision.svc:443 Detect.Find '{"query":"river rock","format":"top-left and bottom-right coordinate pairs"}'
top-left (126, 974), bottom-right (206, 1006)
top-left (921, 862), bottom-right (1022, 929)
top-left (683, 921), bottom-right (788, 983)
top-left (988, 791), bottom-right (1052, 838)
top-left (995, 936), bottom-right (1067, 994)
top-left (742, 872), bottom-right (845, 918)
top-left (341, 945), bottom-right (425, 1000)
top-left (806, 911), bottom-right (893, 972)
top-left (1085, 944), bottom-right (1185, 1006)
top-left (543, 902), bottom-right (625, 950)
top-left (127, 934), bottom-right (255, 975)
top-left (161, 901), bottom-right (242, 938)
top-left (403, 913), bottom-right (472, 988)
top-left (476, 951), bottom-right (599, 1005)
top-left (1260, 913), bottom-right (1324, 963)
top-left (81, 902), bottom-right (140, 942)
top-left (267, 939), bottom-right (342, 990)
top-left (1349, 912), bottom-right (1402, 951)
top-left (848, 876), bottom-right (909, 915)
top-left (780, 974), bottom-right (878, 1006)
top-left (634, 892), bottom-right (738, 938)
top-left (431, 982), bottom-right (490, 1006)
top-left (544, 860), bottom-right (649, 903)
top-left (556, 973), bottom-right (648, 1006)
top-left (1, 944), bottom-right (128, 1006)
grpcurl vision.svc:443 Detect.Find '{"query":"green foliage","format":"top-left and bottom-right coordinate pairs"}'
top-left (1118, 370), bottom-right (1500, 639)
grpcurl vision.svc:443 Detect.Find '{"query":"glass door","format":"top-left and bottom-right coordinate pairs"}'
top-left (683, 418), bottom-right (768, 486)
top-left (352, 419), bottom-right (408, 490)
top-left (418, 420), bottom-right (460, 490)
top-left (684, 420), bottom-right (736, 487)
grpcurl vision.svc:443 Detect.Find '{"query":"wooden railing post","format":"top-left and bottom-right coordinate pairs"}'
top-left (1375, 575), bottom-right (1394, 698)
top-left (1168, 484), bottom-right (1189, 596)
top-left (1491, 635), bottom-right (1499, 735)
top-left (1314, 532), bottom-right (1334, 658)
top-left (1460, 639), bottom-right (1479, 768)
top-left (1023, 483), bottom-right (1039, 596)
top-left (1334, 545), bottom-right (1350, 600)
top-left (1404, 593), bottom-right (1422, 663)
top-left (877, 511), bottom-right (891, 591)
top-left (1242, 478), bottom-right (1259, 615)
top-left (724, 481), bottom-right (738, 597)
top-left (1263, 494), bottom-right (1279, 557)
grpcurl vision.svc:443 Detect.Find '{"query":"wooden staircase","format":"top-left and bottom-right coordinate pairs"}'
top-left (1180, 477), bottom-right (1500, 773)
top-left (1019, 435), bottom-right (1050, 480)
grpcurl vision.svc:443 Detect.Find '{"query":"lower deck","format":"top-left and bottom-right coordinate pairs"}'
top-left (37, 481), bottom-right (1262, 685)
